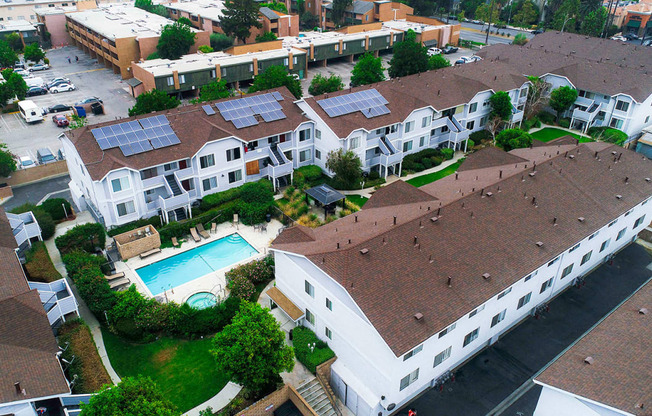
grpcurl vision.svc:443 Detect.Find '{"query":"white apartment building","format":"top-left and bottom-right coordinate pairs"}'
top-left (270, 142), bottom-right (652, 416)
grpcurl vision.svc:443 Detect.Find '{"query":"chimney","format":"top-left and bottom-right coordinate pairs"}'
top-left (414, 313), bottom-right (424, 321)
top-left (447, 276), bottom-right (452, 287)
top-left (14, 382), bottom-right (21, 395)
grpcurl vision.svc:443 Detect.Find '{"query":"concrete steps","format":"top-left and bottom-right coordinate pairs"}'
top-left (297, 378), bottom-right (337, 416)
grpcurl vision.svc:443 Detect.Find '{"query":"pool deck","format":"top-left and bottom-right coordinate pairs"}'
top-left (114, 219), bottom-right (284, 304)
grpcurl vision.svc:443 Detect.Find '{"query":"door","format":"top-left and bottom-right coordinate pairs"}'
top-left (179, 160), bottom-right (188, 169)
top-left (280, 133), bottom-right (286, 143)
top-left (246, 160), bottom-right (260, 176)
top-left (345, 385), bottom-right (358, 414)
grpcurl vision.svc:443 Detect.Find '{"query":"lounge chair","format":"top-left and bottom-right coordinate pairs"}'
top-left (190, 227), bottom-right (201, 242)
top-left (172, 237), bottom-right (179, 248)
top-left (211, 223), bottom-right (216, 234)
top-left (196, 223), bottom-right (210, 239)
top-left (104, 272), bottom-right (125, 282)
top-left (139, 248), bottom-right (161, 259)
top-left (109, 278), bottom-right (130, 290)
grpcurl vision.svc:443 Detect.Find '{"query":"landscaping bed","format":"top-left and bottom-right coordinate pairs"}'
top-left (346, 195), bottom-right (368, 208)
top-left (291, 326), bottom-right (335, 374)
top-left (276, 186), bottom-right (361, 228)
top-left (24, 241), bottom-right (62, 282)
top-left (406, 161), bottom-right (463, 188)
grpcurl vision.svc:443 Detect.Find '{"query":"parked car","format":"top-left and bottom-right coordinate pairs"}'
top-left (471, 19), bottom-right (482, 24)
top-left (50, 83), bottom-right (76, 93)
top-left (26, 86), bottom-right (48, 97)
top-left (52, 114), bottom-right (69, 127)
top-left (29, 63), bottom-right (50, 72)
top-left (37, 148), bottom-right (57, 164)
top-left (455, 55), bottom-right (482, 65)
top-left (47, 77), bottom-right (71, 88)
top-left (14, 69), bottom-right (32, 78)
top-left (643, 39), bottom-right (652, 47)
top-left (611, 35), bottom-right (627, 41)
top-left (47, 104), bottom-right (73, 113)
top-left (14, 61), bottom-right (25, 69)
top-left (74, 96), bottom-right (103, 112)
top-left (531, 28), bottom-right (544, 34)
top-left (442, 46), bottom-right (459, 54)
top-left (19, 156), bottom-right (35, 169)
top-left (427, 47), bottom-right (442, 56)
top-left (623, 33), bottom-right (638, 40)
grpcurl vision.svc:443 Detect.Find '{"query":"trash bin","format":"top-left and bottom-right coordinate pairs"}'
top-left (90, 102), bottom-right (104, 115)
top-left (74, 106), bottom-right (86, 117)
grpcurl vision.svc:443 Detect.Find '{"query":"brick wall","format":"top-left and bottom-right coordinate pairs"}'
top-left (115, 225), bottom-right (161, 259)
top-left (336, 22), bottom-right (382, 34)
top-left (236, 384), bottom-right (319, 416)
top-left (4, 161), bottom-right (68, 187)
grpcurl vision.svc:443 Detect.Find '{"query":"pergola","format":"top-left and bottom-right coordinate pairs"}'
top-left (304, 184), bottom-right (346, 216)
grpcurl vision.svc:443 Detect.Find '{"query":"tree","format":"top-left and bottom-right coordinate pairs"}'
top-left (80, 376), bottom-right (178, 416)
top-left (350, 52), bottom-right (385, 87)
top-left (300, 11), bottom-right (319, 30)
top-left (475, 3), bottom-right (500, 27)
top-left (69, 114), bottom-right (87, 129)
top-left (579, 6), bottom-right (607, 37)
top-left (524, 75), bottom-right (550, 120)
top-left (551, 0), bottom-right (580, 32)
top-left (260, 1), bottom-right (288, 13)
top-left (0, 40), bottom-right (18, 68)
top-left (512, 33), bottom-right (529, 45)
top-left (220, 0), bottom-right (262, 44)
top-left (495, 128), bottom-right (533, 151)
top-left (460, 0), bottom-right (484, 17)
top-left (428, 54), bottom-right (451, 70)
top-left (210, 33), bottom-right (234, 51)
top-left (24, 43), bottom-right (45, 62)
top-left (255, 32), bottom-right (278, 43)
top-left (128, 89), bottom-right (180, 116)
top-left (485, 115), bottom-right (504, 144)
top-left (5, 33), bottom-right (23, 52)
top-left (408, 0), bottom-right (436, 16)
top-left (195, 79), bottom-right (233, 102)
top-left (388, 30), bottom-right (429, 78)
top-left (0, 143), bottom-right (16, 178)
top-left (211, 302), bottom-right (294, 393)
top-left (249, 65), bottom-right (302, 99)
top-left (157, 21), bottom-right (196, 60)
top-left (489, 91), bottom-right (512, 121)
top-left (549, 86), bottom-right (578, 122)
top-left (326, 149), bottom-right (362, 188)
top-left (331, 0), bottom-right (353, 26)
top-left (512, 0), bottom-right (539, 27)
top-left (308, 73), bottom-right (344, 96)
top-left (2, 70), bottom-right (28, 103)
top-left (198, 45), bottom-right (214, 53)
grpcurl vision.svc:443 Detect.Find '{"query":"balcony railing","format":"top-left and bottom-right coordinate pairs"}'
top-left (141, 175), bottom-right (166, 189)
top-left (510, 109), bottom-right (524, 124)
top-left (29, 279), bottom-right (79, 326)
top-left (159, 192), bottom-right (190, 212)
top-left (572, 101), bottom-right (601, 122)
top-left (244, 146), bottom-right (272, 162)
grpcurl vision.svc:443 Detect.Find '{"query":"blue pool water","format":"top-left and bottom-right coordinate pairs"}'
top-left (186, 292), bottom-right (218, 309)
top-left (136, 233), bottom-right (258, 296)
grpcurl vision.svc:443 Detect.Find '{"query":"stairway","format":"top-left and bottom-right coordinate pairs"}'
top-left (271, 145), bottom-right (288, 165)
top-left (165, 174), bottom-right (182, 196)
top-left (172, 207), bottom-right (187, 222)
top-left (380, 136), bottom-right (395, 154)
top-left (296, 378), bottom-right (338, 416)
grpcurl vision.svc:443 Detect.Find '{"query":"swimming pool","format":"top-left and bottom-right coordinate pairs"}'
top-left (136, 233), bottom-right (258, 296)
top-left (186, 292), bottom-right (218, 309)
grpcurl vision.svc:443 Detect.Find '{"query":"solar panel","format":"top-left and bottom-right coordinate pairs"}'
top-left (91, 128), bottom-right (105, 139)
top-left (216, 92), bottom-right (286, 127)
top-left (167, 133), bottom-right (181, 145)
top-left (272, 91), bottom-right (284, 101)
top-left (96, 138), bottom-right (111, 150)
top-left (202, 105), bottom-right (216, 116)
top-left (232, 115), bottom-right (258, 129)
top-left (316, 88), bottom-right (390, 118)
top-left (260, 110), bottom-right (286, 122)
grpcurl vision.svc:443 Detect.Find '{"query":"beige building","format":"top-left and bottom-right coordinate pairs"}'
top-left (0, 0), bottom-right (119, 24)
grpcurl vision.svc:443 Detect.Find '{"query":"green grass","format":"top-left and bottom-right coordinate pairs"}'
top-left (102, 329), bottom-right (229, 412)
top-left (406, 161), bottom-right (462, 188)
top-left (530, 127), bottom-right (593, 143)
top-left (346, 195), bottom-right (368, 208)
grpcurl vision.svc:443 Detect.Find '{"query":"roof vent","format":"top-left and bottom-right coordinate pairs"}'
top-left (14, 382), bottom-right (21, 395)
top-left (611, 151), bottom-right (617, 155)
top-left (578, 217), bottom-right (585, 222)
top-left (482, 273), bottom-right (491, 280)
top-left (430, 216), bottom-right (439, 223)
top-left (645, 178), bottom-right (651, 182)
top-left (616, 194), bottom-right (622, 200)
top-left (447, 276), bottom-right (452, 287)
top-left (529, 171), bottom-right (536, 177)
top-left (569, 154), bottom-right (575, 159)
top-left (639, 308), bottom-right (649, 315)
top-left (536, 241), bottom-right (544, 247)
top-left (584, 356), bottom-right (594, 365)
top-left (360, 248), bottom-right (369, 255)
top-left (486, 191), bottom-right (493, 197)
top-left (414, 312), bottom-right (424, 321)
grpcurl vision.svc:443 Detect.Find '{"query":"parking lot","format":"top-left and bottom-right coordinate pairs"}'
top-left (1, 46), bottom-right (135, 164)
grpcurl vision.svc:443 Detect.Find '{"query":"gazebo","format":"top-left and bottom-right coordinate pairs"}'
top-left (304, 184), bottom-right (346, 217)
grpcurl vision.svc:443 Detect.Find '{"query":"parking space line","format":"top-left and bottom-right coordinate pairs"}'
top-left (13, 113), bottom-right (28, 129)
top-left (0, 115), bottom-right (10, 130)
top-left (63, 68), bottom-right (108, 76)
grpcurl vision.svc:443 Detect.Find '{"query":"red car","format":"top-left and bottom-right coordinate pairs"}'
top-left (52, 114), bottom-right (69, 127)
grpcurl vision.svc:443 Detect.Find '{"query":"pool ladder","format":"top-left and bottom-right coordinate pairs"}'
top-left (211, 284), bottom-right (225, 302)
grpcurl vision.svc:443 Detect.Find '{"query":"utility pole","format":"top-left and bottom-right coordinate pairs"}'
top-left (485, 0), bottom-right (496, 44)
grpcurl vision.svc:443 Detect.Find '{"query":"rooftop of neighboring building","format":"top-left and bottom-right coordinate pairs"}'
top-left (164, 0), bottom-right (226, 22)
top-left (35, 5), bottom-right (78, 15)
top-left (271, 144), bottom-right (652, 356)
top-left (0, 20), bottom-right (38, 32)
top-left (382, 18), bottom-right (447, 32)
top-left (323, 0), bottom-right (374, 14)
top-left (535, 279), bottom-right (652, 415)
top-left (280, 26), bottom-right (400, 48)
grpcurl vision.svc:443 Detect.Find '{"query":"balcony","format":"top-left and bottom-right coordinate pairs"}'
top-left (29, 279), bottom-right (79, 326)
top-left (510, 107), bottom-right (524, 124)
top-left (572, 101), bottom-right (601, 123)
top-left (142, 175), bottom-right (166, 189)
top-left (244, 146), bottom-right (274, 162)
top-left (7, 211), bottom-right (41, 249)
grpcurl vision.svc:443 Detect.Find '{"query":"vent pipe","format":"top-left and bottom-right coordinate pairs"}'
top-left (447, 276), bottom-right (452, 287)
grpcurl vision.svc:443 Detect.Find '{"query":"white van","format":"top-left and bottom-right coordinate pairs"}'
top-left (25, 77), bottom-right (45, 88)
top-left (18, 100), bottom-right (43, 123)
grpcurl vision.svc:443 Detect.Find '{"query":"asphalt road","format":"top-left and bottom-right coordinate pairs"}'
top-left (2, 174), bottom-right (74, 211)
top-left (459, 22), bottom-right (535, 45)
top-left (400, 242), bottom-right (652, 416)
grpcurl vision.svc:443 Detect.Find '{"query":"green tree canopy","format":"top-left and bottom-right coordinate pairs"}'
top-left (0, 69), bottom-right (28, 104)
top-left (210, 33), bottom-right (234, 51)
top-left (512, 33), bottom-right (529, 45)
top-left (5, 33), bottom-right (23, 52)
top-left (300, 11), bottom-right (319, 30)
top-left (220, 0), bottom-right (263, 44)
top-left (475, 3), bottom-right (500, 25)
top-left (512, 0), bottom-right (539, 27)
top-left (551, 0), bottom-right (580, 32)
top-left (24, 43), bottom-right (45, 62)
top-left (350, 52), bottom-right (385, 87)
top-left (460, 0), bottom-right (484, 17)
top-left (388, 30), bottom-right (429, 78)
top-left (489, 91), bottom-right (513, 121)
top-left (211, 302), bottom-right (294, 393)
top-left (428, 54), bottom-right (451, 70)
top-left (198, 45), bottom-right (214, 53)
top-left (326, 148), bottom-right (362, 188)
top-left (549, 86), bottom-right (578, 122)
top-left (0, 40), bottom-right (18, 67)
top-left (80, 376), bottom-right (179, 416)
top-left (308, 73), bottom-right (344, 96)
top-left (249, 65), bottom-right (302, 99)
top-left (128, 89), bottom-right (180, 116)
top-left (579, 6), bottom-right (607, 37)
top-left (495, 128), bottom-right (533, 151)
top-left (134, 0), bottom-right (169, 16)
top-left (407, 0), bottom-right (436, 16)
top-left (0, 143), bottom-right (17, 178)
top-left (331, 0), bottom-right (353, 25)
top-left (255, 31), bottom-right (278, 43)
top-left (196, 79), bottom-right (233, 102)
top-left (157, 20), bottom-right (196, 60)
top-left (260, 1), bottom-right (288, 13)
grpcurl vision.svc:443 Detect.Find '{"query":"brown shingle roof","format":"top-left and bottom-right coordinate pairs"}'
top-left (457, 146), bottom-right (528, 172)
top-left (0, 206), bottom-right (17, 250)
top-left (363, 179), bottom-right (436, 209)
top-left (272, 144), bottom-right (652, 356)
top-left (67, 87), bottom-right (308, 181)
top-left (536, 279), bottom-right (652, 415)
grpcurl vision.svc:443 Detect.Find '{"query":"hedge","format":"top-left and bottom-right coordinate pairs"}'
top-left (587, 126), bottom-right (628, 146)
top-left (40, 198), bottom-right (72, 221)
top-left (63, 251), bottom-right (117, 318)
top-left (537, 111), bottom-right (556, 125)
top-left (293, 165), bottom-right (324, 188)
top-left (200, 179), bottom-right (273, 212)
top-left (55, 223), bottom-right (106, 255)
top-left (107, 216), bottom-right (161, 237)
top-left (469, 130), bottom-right (492, 143)
top-left (292, 326), bottom-right (335, 373)
top-left (402, 148), bottom-right (445, 173)
top-left (24, 241), bottom-right (62, 282)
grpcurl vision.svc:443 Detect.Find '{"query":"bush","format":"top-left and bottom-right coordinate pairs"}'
top-left (537, 111), bottom-right (555, 125)
top-left (587, 127), bottom-right (628, 146)
top-left (167, 297), bottom-right (241, 339)
top-left (293, 165), bottom-right (323, 188)
top-left (225, 257), bottom-right (274, 285)
top-left (107, 216), bottom-right (161, 237)
top-left (402, 148), bottom-right (444, 172)
top-left (422, 158), bottom-right (433, 169)
top-left (40, 198), bottom-right (72, 221)
top-left (558, 118), bottom-right (570, 128)
top-left (466, 139), bottom-right (475, 149)
top-left (55, 223), bottom-right (106, 255)
top-left (10, 203), bottom-right (56, 240)
top-left (24, 241), bottom-right (62, 282)
top-left (226, 272), bottom-right (256, 300)
top-left (368, 170), bottom-right (380, 181)
top-left (292, 326), bottom-right (335, 373)
top-left (210, 33), bottom-right (234, 51)
top-left (469, 130), bottom-right (492, 143)
top-left (63, 252), bottom-right (117, 318)
top-left (496, 128), bottom-right (533, 151)
top-left (200, 179), bottom-right (273, 213)
top-left (441, 148), bottom-right (454, 160)
top-left (108, 286), bottom-right (169, 339)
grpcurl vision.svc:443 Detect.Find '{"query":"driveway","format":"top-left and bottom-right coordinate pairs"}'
top-left (2, 174), bottom-right (74, 211)
top-left (401, 242), bottom-right (652, 416)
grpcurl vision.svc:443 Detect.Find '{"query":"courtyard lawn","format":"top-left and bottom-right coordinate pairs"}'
top-left (530, 127), bottom-right (593, 143)
top-left (102, 329), bottom-right (229, 412)
top-left (346, 195), bottom-right (368, 208)
top-left (406, 161), bottom-right (463, 188)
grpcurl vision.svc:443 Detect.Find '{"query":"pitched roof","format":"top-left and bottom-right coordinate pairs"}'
top-left (66, 87), bottom-right (308, 181)
top-left (457, 146), bottom-right (528, 172)
top-left (364, 179), bottom-right (436, 209)
top-left (536, 279), bottom-right (652, 415)
top-left (352, 0), bottom-right (374, 14)
top-left (272, 144), bottom-right (652, 356)
top-left (531, 135), bottom-right (580, 147)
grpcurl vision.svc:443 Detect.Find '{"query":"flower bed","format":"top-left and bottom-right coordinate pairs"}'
top-left (292, 326), bottom-right (335, 374)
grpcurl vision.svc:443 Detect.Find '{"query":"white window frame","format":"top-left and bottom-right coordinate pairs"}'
top-left (403, 344), bottom-right (423, 361)
top-left (200, 154), bottom-right (215, 169)
top-left (116, 200), bottom-right (135, 217)
top-left (111, 176), bottom-right (130, 193)
top-left (463, 328), bottom-right (479, 347)
top-left (228, 169), bottom-right (242, 184)
top-left (349, 136), bottom-right (360, 149)
top-left (433, 346), bottom-right (452, 367)
top-left (517, 292), bottom-right (532, 309)
top-left (399, 369), bottom-right (419, 391)
top-left (491, 309), bottom-right (506, 327)
top-left (305, 280), bottom-right (314, 297)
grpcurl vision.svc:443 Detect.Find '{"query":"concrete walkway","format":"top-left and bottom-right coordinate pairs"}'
top-left (183, 382), bottom-right (242, 416)
top-left (529, 123), bottom-right (592, 138)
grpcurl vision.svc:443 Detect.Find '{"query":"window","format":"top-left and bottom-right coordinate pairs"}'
top-left (399, 369), bottom-right (419, 391)
top-left (581, 251), bottom-right (593, 266)
top-left (166, 76), bottom-right (174, 86)
top-left (325, 327), bottom-right (332, 339)
top-left (179, 74), bottom-right (186, 84)
top-left (211, 69), bottom-right (216, 78)
top-left (228, 170), bottom-right (242, 183)
top-left (140, 167), bottom-right (157, 180)
top-left (202, 177), bottom-right (217, 191)
top-left (249, 64), bottom-right (253, 72)
top-left (463, 328), bottom-right (479, 347)
top-left (349, 137), bottom-right (360, 149)
top-left (469, 102), bottom-right (478, 113)
top-left (524, 271), bottom-right (537, 282)
top-left (517, 292), bottom-right (532, 309)
top-left (634, 215), bottom-right (646, 229)
top-left (569, 243), bottom-right (580, 253)
top-left (466, 120), bottom-right (475, 130)
top-left (111, 176), bottom-right (130, 193)
top-left (326, 298), bottom-right (332, 310)
top-left (609, 118), bottom-right (623, 129)
top-left (315, 149), bottom-right (321, 160)
top-left (419, 136), bottom-right (426, 147)
top-left (221, 68), bottom-right (227, 77)
top-left (403, 345), bottom-right (423, 361)
top-left (422, 116), bottom-right (431, 128)
top-left (284, 58), bottom-right (289, 66)
top-left (491, 309), bottom-right (506, 327)
top-left (116, 201), bottom-right (135, 217)
top-left (433, 346), bottom-right (452, 368)
top-left (315, 129), bottom-right (321, 140)
top-left (469, 304), bottom-right (485, 318)
top-left (617, 227), bottom-right (627, 241)
top-left (519, 88), bottom-right (528, 97)
top-left (615, 100), bottom-right (629, 112)
top-left (497, 287), bottom-right (512, 300)
top-left (480, 115), bottom-right (489, 127)
top-left (600, 239), bottom-right (611, 253)
top-left (404, 121), bottom-right (415, 133)
top-left (441, 125), bottom-right (449, 133)
top-left (608, 219), bottom-right (618, 227)
top-left (305, 309), bottom-right (315, 325)
top-left (305, 280), bottom-right (314, 297)
top-left (334, 44), bottom-right (339, 52)
top-left (226, 147), bottom-right (241, 162)
top-left (438, 323), bottom-right (456, 338)
top-left (540, 278), bottom-right (553, 294)
top-left (561, 264), bottom-right (574, 279)
top-left (200, 154), bottom-right (215, 169)
top-left (589, 231), bottom-right (598, 240)
top-left (402, 141), bottom-right (413, 152)
top-left (164, 162), bottom-right (177, 171)
top-left (299, 150), bottom-right (311, 162)
top-left (299, 129), bottom-right (311, 142)
top-left (547, 256), bottom-right (560, 267)
top-left (625, 209), bottom-right (633, 217)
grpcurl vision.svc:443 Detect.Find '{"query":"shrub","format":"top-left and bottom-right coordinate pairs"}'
top-left (40, 198), bottom-right (72, 221)
top-left (107, 216), bottom-right (161, 237)
top-left (587, 127), bottom-right (628, 146)
top-left (55, 223), bottom-right (106, 255)
top-left (496, 128), bottom-right (533, 151)
top-left (225, 257), bottom-right (274, 285)
top-left (293, 165), bottom-right (323, 188)
top-left (108, 286), bottom-right (168, 339)
top-left (63, 252), bottom-right (117, 318)
top-left (441, 148), bottom-right (454, 160)
top-left (466, 139), bottom-right (475, 149)
top-left (431, 156), bottom-right (444, 166)
top-left (167, 297), bottom-right (241, 339)
top-left (558, 118), bottom-right (570, 128)
top-left (537, 111), bottom-right (555, 125)
top-left (10, 203), bottom-right (55, 240)
top-left (200, 179), bottom-right (273, 213)
top-left (226, 272), bottom-right (255, 300)
top-left (368, 170), bottom-right (380, 180)
top-left (24, 241), bottom-right (62, 282)
top-left (292, 326), bottom-right (335, 373)
top-left (402, 148), bottom-right (444, 172)
top-left (469, 130), bottom-right (491, 143)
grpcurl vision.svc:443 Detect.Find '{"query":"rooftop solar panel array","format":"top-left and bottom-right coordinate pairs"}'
top-left (214, 92), bottom-right (287, 129)
top-left (316, 89), bottom-right (390, 119)
top-left (90, 114), bottom-right (180, 157)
